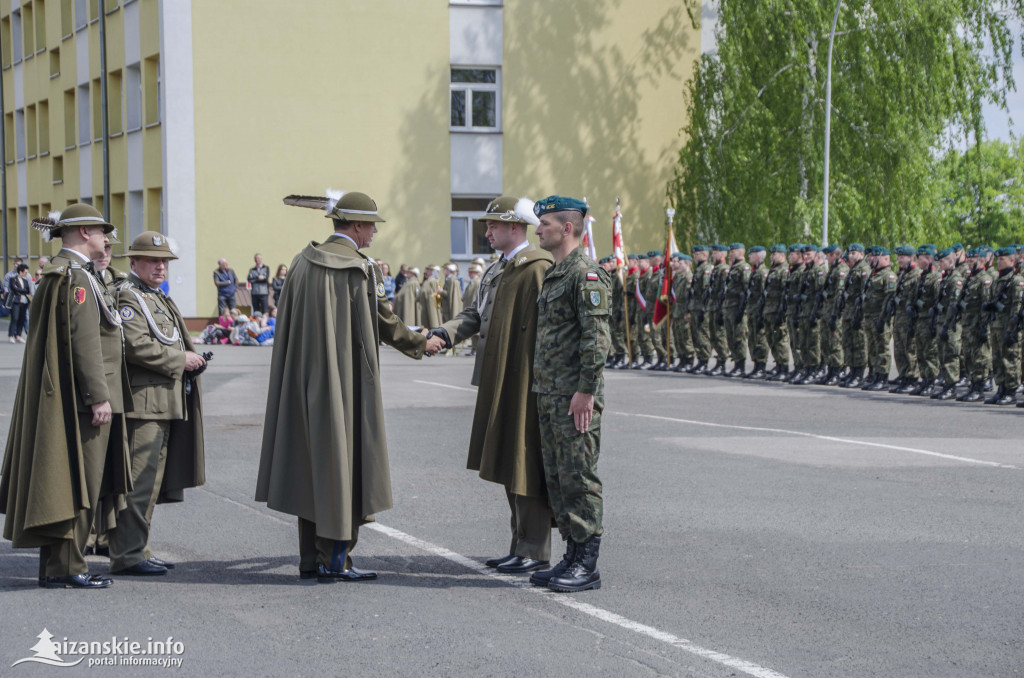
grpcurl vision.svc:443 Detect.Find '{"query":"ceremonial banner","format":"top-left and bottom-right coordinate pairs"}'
top-left (652, 225), bottom-right (679, 326)
top-left (582, 216), bottom-right (598, 262)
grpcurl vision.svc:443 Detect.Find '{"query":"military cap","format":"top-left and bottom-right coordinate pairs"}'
top-left (127, 231), bottom-right (179, 260)
top-left (748, 245), bottom-right (766, 254)
top-left (770, 244), bottom-right (787, 254)
top-left (822, 244), bottom-right (840, 254)
top-left (788, 244), bottom-right (803, 253)
top-left (468, 264), bottom-right (484, 273)
top-left (533, 195), bottom-right (588, 217)
top-left (802, 244), bottom-right (819, 253)
top-left (598, 256), bottom-right (609, 264)
top-left (978, 245), bottom-right (994, 256)
top-left (895, 245), bottom-right (915, 256)
top-left (965, 247), bottom-right (978, 257)
top-left (691, 244), bottom-right (708, 253)
top-left (917, 244), bottom-right (937, 256)
top-left (647, 250), bottom-right (662, 258)
top-left (472, 257), bottom-right (486, 266)
top-left (324, 191), bottom-right (385, 223)
top-left (937, 247), bottom-right (954, 259)
top-left (31, 203), bottom-right (116, 242)
top-left (847, 243), bottom-right (865, 253)
top-left (728, 242), bottom-right (745, 251)
top-left (1012, 244), bottom-right (1022, 253)
top-left (875, 247), bottom-right (891, 256)
top-left (951, 242), bottom-right (964, 252)
top-left (679, 253), bottom-right (693, 262)
top-left (477, 196), bottom-right (540, 226)
top-left (711, 244), bottom-right (728, 252)
top-left (670, 252), bottom-right (682, 259)
top-left (637, 254), bottom-right (649, 260)
top-left (105, 230), bottom-right (121, 246)
top-left (995, 246), bottom-right (1016, 257)
top-left (627, 253), bottom-right (639, 260)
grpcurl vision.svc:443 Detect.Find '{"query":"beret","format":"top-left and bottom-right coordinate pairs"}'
top-left (711, 244), bottom-right (728, 252)
top-left (627, 253), bottom-right (639, 260)
top-left (995, 246), bottom-right (1016, 257)
top-left (788, 244), bottom-right (803, 253)
top-left (533, 195), bottom-right (588, 217)
top-left (691, 245), bottom-right (708, 253)
top-left (847, 243), bottom-right (865, 253)
top-left (894, 245), bottom-right (916, 256)
top-left (917, 244), bottom-right (937, 256)
top-left (728, 242), bottom-right (744, 250)
top-left (875, 247), bottom-right (891, 256)
top-left (647, 250), bottom-right (662, 258)
top-left (770, 244), bottom-right (787, 253)
top-left (822, 244), bottom-right (840, 254)
top-left (802, 244), bottom-right (819, 253)
top-left (748, 246), bottom-right (766, 254)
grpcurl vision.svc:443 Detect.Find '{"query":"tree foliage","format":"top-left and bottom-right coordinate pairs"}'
top-left (669, 0), bottom-right (1023, 250)
top-left (936, 138), bottom-right (1024, 246)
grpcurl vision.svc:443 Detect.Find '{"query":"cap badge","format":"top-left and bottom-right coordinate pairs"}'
top-left (152, 235), bottom-right (164, 246)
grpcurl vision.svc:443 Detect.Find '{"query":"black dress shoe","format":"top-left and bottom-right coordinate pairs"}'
top-left (496, 556), bottom-right (549, 574)
top-left (148, 557), bottom-right (175, 570)
top-left (316, 563), bottom-right (377, 583)
top-left (112, 560), bottom-right (167, 576)
top-left (44, 573), bottom-right (114, 589)
top-left (484, 554), bottom-right (516, 568)
top-left (299, 570), bottom-right (316, 580)
top-left (84, 545), bottom-right (109, 557)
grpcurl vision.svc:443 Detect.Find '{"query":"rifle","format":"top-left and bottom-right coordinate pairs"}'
top-left (1007, 303), bottom-right (1024, 346)
top-left (851, 286), bottom-right (866, 331)
top-left (981, 275), bottom-right (1010, 342)
top-left (753, 286), bottom-right (768, 332)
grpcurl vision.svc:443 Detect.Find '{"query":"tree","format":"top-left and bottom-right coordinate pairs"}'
top-left (936, 138), bottom-right (1024, 246)
top-left (669, 0), bottom-right (1022, 249)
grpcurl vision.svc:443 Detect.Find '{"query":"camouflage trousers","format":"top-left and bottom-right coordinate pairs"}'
top-left (798, 315), bottom-right (821, 367)
top-left (710, 310), bottom-right (729, 363)
top-left (865, 313), bottom-right (892, 375)
top-left (672, 313), bottom-right (694, 363)
top-left (892, 316), bottom-right (917, 379)
top-left (610, 310), bottom-right (628, 356)
top-left (842, 316), bottom-right (868, 369)
top-left (747, 314), bottom-right (770, 364)
top-left (961, 322), bottom-right (992, 384)
top-left (787, 313), bottom-right (803, 368)
top-left (691, 311), bottom-right (711, 361)
top-left (631, 308), bottom-right (654, 359)
top-left (991, 322), bottom-right (1022, 389)
top-left (724, 310), bottom-right (747, 364)
top-left (646, 315), bottom-right (667, 360)
top-left (821, 314), bottom-right (843, 368)
top-left (913, 321), bottom-right (939, 383)
top-left (765, 312), bottom-right (790, 369)
top-left (536, 393), bottom-right (604, 543)
top-left (937, 325), bottom-right (962, 385)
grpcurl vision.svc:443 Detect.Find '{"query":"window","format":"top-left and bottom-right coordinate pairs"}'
top-left (89, 0), bottom-right (99, 21)
top-left (49, 47), bottom-right (59, 76)
top-left (26, 105), bottom-right (37, 157)
top-left (75, 0), bottom-right (87, 30)
top-left (35, 0), bottom-right (46, 51)
top-left (38, 100), bottom-right (49, 153)
top-left (450, 68), bottom-right (500, 131)
top-left (18, 207), bottom-right (28, 257)
top-left (449, 196), bottom-right (496, 257)
top-left (4, 114), bottom-right (13, 163)
top-left (143, 56), bottom-right (159, 125)
top-left (1, 18), bottom-right (10, 67)
top-left (125, 63), bottom-right (141, 130)
top-left (103, 0), bottom-right (118, 12)
top-left (61, 0), bottom-right (72, 37)
top-left (128, 190), bottom-right (143, 239)
top-left (12, 10), bottom-right (23, 64)
top-left (63, 88), bottom-right (75, 148)
top-left (146, 187), bottom-right (162, 232)
top-left (77, 83), bottom-right (89, 144)
top-left (91, 77), bottom-right (101, 140)
top-left (52, 154), bottom-right (63, 183)
top-left (22, 3), bottom-right (34, 56)
top-left (108, 69), bottom-right (122, 133)
top-left (15, 109), bottom-right (25, 161)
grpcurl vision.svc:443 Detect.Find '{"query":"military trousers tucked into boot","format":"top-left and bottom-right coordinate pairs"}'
top-left (505, 489), bottom-right (552, 562)
top-left (298, 517), bottom-right (359, 573)
top-left (108, 420), bottom-right (170, 571)
top-left (724, 312), bottom-right (747, 364)
top-left (40, 418), bottom-right (111, 577)
top-left (691, 314), bottom-right (711, 362)
top-left (536, 394), bottom-right (604, 544)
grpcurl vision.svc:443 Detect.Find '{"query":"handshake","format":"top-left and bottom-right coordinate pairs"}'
top-left (420, 327), bottom-right (452, 357)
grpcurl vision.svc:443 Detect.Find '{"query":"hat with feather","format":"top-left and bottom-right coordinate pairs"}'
top-left (282, 189), bottom-right (385, 223)
top-left (476, 196), bottom-right (541, 227)
top-left (32, 203), bottom-right (116, 242)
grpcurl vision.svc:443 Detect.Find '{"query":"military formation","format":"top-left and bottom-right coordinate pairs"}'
top-left (601, 242), bottom-right (1024, 406)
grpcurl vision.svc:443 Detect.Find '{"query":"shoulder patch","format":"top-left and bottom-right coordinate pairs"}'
top-left (119, 306), bottom-right (136, 321)
top-left (589, 290), bottom-right (602, 307)
top-left (73, 286), bottom-right (87, 304)
top-left (839, 272), bottom-right (847, 278)
top-left (376, 282), bottom-right (385, 296)
top-left (587, 272), bottom-right (599, 281)
top-left (983, 279), bottom-right (992, 285)
top-left (817, 270), bottom-right (824, 276)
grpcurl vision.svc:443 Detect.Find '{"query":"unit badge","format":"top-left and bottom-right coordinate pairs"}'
top-left (73, 287), bottom-right (86, 304)
top-left (119, 306), bottom-right (136, 321)
top-left (590, 291), bottom-right (601, 307)
top-left (376, 282), bottom-right (385, 297)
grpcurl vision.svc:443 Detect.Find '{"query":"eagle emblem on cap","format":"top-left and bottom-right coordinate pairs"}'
top-left (153, 235), bottom-right (164, 246)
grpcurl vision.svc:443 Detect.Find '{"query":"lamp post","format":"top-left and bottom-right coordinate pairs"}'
top-left (821, 0), bottom-right (843, 247)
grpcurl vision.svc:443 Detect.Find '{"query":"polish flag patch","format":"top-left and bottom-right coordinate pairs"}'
top-left (587, 272), bottom-right (599, 280)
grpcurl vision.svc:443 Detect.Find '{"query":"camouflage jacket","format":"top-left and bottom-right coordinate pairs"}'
top-left (823, 259), bottom-right (849, 317)
top-left (533, 247), bottom-right (612, 397)
top-left (989, 268), bottom-right (1024, 328)
top-left (745, 263), bottom-right (768, 317)
top-left (911, 265), bottom-right (942, 323)
top-left (763, 262), bottom-right (789, 315)
top-left (709, 261), bottom-right (730, 312)
top-left (960, 266), bottom-right (996, 327)
top-left (723, 259), bottom-right (752, 310)
top-left (842, 258), bottom-right (872, 320)
top-left (936, 267), bottom-right (967, 328)
top-left (798, 262), bottom-right (827, 318)
top-left (786, 264), bottom-right (806, 319)
top-left (893, 265), bottom-right (923, 324)
top-left (862, 265), bottom-right (897, 316)
top-left (672, 269), bottom-right (693, 319)
top-left (689, 260), bottom-right (713, 312)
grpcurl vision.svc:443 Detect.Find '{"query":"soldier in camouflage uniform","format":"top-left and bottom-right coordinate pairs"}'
top-left (931, 248), bottom-right (967, 400)
top-left (644, 250), bottom-right (668, 370)
top-left (743, 246), bottom-right (770, 379)
top-left (784, 245), bottom-right (806, 382)
top-left (705, 245), bottom-right (731, 376)
top-left (952, 244), bottom-right (972, 388)
top-left (907, 245), bottom-right (943, 396)
top-left (820, 244), bottom-right (849, 385)
top-left (860, 248), bottom-right (897, 391)
top-left (985, 247), bottom-right (1024, 405)
top-left (956, 248), bottom-right (996, 402)
top-left (793, 245), bottom-right (827, 385)
top-left (889, 245), bottom-right (923, 393)
top-left (840, 244), bottom-right (871, 388)
top-left (602, 257), bottom-right (628, 368)
top-left (622, 254), bottom-right (644, 368)
top-left (686, 246), bottom-right (713, 373)
top-left (632, 255), bottom-right (655, 368)
top-left (763, 245), bottom-right (791, 380)
top-left (530, 196), bottom-right (610, 594)
top-left (722, 243), bottom-right (751, 377)
top-left (671, 253), bottom-right (695, 371)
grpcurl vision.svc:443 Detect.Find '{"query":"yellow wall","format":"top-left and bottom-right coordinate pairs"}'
top-left (503, 0), bottom-right (698, 257)
top-left (190, 0), bottom-right (451, 315)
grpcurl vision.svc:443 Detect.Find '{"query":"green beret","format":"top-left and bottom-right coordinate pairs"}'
top-left (729, 242), bottom-right (745, 251)
top-left (711, 244), bottom-right (728, 252)
top-left (995, 246), bottom-right (1016, 257)
top-left (533, 195), bottom-right (588, 217)
top-left (822, 244), bottom-right (840, 254)
top-left (748, 246), bottom-right (765, 254)
top-left (966, 247), bottom-right (978, 257)
top-left (598, 256), bottom-right (609, 264)
top-left (691, 245), bottom-right (708, 253)
top-left (627, 253), bottom-right (639, 260)
top-left (637, 254), bottom-right (649, 260)
top-left (937, 247), bottom-right (954, 259)
top-left (802, 244), bottom-right (819, 253)
top-left (1012, 244), bottom-right (1022, 253)
top-left (847, 243), bottom-right (865, 253)
top-left (788, 244), bottom-right (803, 253)
top-left (951, 242), bottom-right (964, 252)
top-left (770, 244), bottom-right (787, 254)
top-left (670, 252), bottom-right (682, 259)
top-left (917, 244), bottom-right (937, 256)
top-left (895, 245), bottom-right (915, 256)
top-left (979, 245), bottom-right (994, 256)
top-left (647, 250), bottom-right (662, 258)
top-left (875, 247), bottom-right (891, 256)
top-left (680, 253), bottom-right (693, 262)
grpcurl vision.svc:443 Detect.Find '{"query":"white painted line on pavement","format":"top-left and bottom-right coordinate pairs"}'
top-left (614, 412), bottom-right (1018, 470)
top-left (414, 379), bottom-right (476, 393)
top-left (367, 522), bottom-right (791, 678)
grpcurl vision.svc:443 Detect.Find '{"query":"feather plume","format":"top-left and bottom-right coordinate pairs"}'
top-left (166, 236), bottom-right (180, 257)
top-left (514, 197), bottom-right (540, 226)
top-left (283, 194), bottom-right (331, 210)
top-left (32, 215), bottom-right (59, 243)
top-left (110, 228), bottom-right (118, 241)
top-left (325, 188), bottom-right (345, 214)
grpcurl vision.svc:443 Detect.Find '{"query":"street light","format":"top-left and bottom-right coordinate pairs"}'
top-left (821, 0), bottom-right (843, 247)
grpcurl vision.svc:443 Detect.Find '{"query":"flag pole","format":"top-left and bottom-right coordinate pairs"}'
top-left (665, 208), bottom-right (675, 367)
top-left (615, 198), bottom-right (633, 363)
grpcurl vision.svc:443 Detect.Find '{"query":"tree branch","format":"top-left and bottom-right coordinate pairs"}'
top-left (717, 63), bottom-right (798, 155)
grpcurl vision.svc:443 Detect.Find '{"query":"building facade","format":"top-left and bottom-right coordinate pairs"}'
top-left (2, 0), bottom-right (700, 316)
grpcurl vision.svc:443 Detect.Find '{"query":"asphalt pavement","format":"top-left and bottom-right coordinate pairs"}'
top-left (0, 343), bottom-right (1022, 677)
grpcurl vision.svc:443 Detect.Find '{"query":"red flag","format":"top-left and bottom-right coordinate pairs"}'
top-left (612, 204), bottom-right (626, 287)
top-left (652, 227), bottom-right (679, 326)
top-left (582, 216), bottom-right (598, 261)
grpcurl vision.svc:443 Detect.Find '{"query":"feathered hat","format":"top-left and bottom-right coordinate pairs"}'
top-left (475, 196), bottom-right (540, 227)
top-left (32, 203), bottom-right (116, 242)
top-left (283, 189), bottom-right (386, 223)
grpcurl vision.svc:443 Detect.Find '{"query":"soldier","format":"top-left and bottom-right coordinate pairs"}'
top-left (257, 191), bottom-right (444, 582)
top-left (604, 257), bottom-right (628, 368)
top-left (644, 250), bottom-right (668, 370)
top-left (671, 253), bottom-right (695, 371)
top-left (106, 232), bottom-right (207, 576)
top-left (633, 254), bottom-right (655, 368)
top-left (763, 245), bottom-right (792, 381)
top-left (793, 245), bottom-right (827, 384)
top-left (931, 248), bottom-right (967, 400)
top-left (743, 246), bottom-right (769, 379)
top-left (984, 247), bottom-right (1024, 405)
top-left (418, 266), bottom-right (442, 329)
top-left (784, 244), bottom-right (806, 382)
top-left (721, 243), bottom-right (751, 377)
top-left (952, 243), bottom-right (972, 388)
top-left (430, 196), bottom-right (555, 574)
top-left (889, 245), bottom-right (922, 393)
top-left (438, 263), bottom-right (463, 323)
top-left (957, 248), bottom-right (996, 402)
top-left (860, 248), bottom-right (897, 391)
top-left (621, 254), bottom-right (644, 368)
top-left (819, 244), bottom-right (848, 385)
top-left (1, 203), bottom-right (130, 589)
top-left (393, 265), bottom-right (420, 325)
top-left (704, 245), bottom-right (731, 375)
top-left (907, 245), bottom-right (942, 396)
top-left (530, 196), bottom-right (610, 594)
top-left (687, 246), bottom-right (713, 373)
top-left (840, 244), bottom-right (871, 388)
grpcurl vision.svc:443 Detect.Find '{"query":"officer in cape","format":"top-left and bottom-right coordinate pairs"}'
top-left (106, 232), bottom-right (207, 576)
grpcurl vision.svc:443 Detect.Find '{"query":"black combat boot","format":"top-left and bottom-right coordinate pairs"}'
top-left (984, 375), bottom-right (995, 392)
top-left (984, 386), bottom-right (1011, 405)
top-left (958, 383), bottom-right (985, 402)
top-left (640, 355), bottom-right (655, 369)
top-left (784, 367), bottom-right (802, 383)
top-left (858, 371), bottom-right (877, 389)
top-left (887, 377), bottom-right (904, 393)
top-left (932, 383), bottom-right (957, 400)
top-left (864, 373), bottom-right (888, 391)
top-left (823, 367), bottom-right (841, 386)
top-left (706, 361), bottom-right (726, 377)
top-left (529, 541), bottom-right (577, 587)
top-left (767, 366), bottom-right (789, 382)
top-left (686, 360), bottom-right (706, 374)
top-left (547, 535), bottom-right (601, 593)
top-left (726, 363), bottom-right (745, 377)
top-left (842, 367), bottom-right (865, 389)
top-left (745, 362), bottom-right (767, 380)
top-left (605, 355), bottom-right (616, 368)
top-left (897, 377), bottom-right (918, 394)
top-left (955, 371), bottom-right (969, 388)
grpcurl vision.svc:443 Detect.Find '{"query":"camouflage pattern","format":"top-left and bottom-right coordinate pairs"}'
top-left (635, 268), bottom-right (655, 359)
top-left (935, 265), bottom-right (967, 385)
top-left (709, 260), bottom-right (731, 364)
top-left (644, 266), bottom-right (667, 360)
top-left (625, 266), bottom-right (644, 361)
top-left (798, 261), bottom-right (828, 369)
top-left (892, 264), bottom-right (923, 380)
top-left (672, 268), bottom-right (694, 363)
top-left (989, 267), bottom-right (1024, 389)
top-left (842, 257), bottom-right (872, 370)
top-left (961, 265), bottom-right (995, 384)
top-left (533, 246), bottom-right (610, 543)
top-left (609, 270), bottom-right (628, 358)
top-left (822, 259), bottom-right (849, 369)
top-left (911, 264), bottom-right (943, 383)
top-left (723, 259), bottom-right (752, 364)
top-left (863, 264), bottom-right (897, 375)
top-left (745, 261), bottom-right (770, 364)
top-left (689, 259), bottom-right (714, 362)
top-left (763, 261), bottom-right (790, 369)
top-left (786, 264), bottom-right (806, 369)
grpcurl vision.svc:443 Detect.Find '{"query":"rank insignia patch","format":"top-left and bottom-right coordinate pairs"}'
top-left (590, 291), bottom-right (601, 307)
top-left (73, 287), bottom-right (86, 304)
top-left (119, 306), bottom-right (135, 321)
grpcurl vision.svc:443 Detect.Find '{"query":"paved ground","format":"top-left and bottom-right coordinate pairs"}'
top-left (0, 343), bottom-right (1022, 677)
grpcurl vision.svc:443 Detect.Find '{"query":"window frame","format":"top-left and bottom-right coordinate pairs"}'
top-left (449, 66), bottom-right (501, 133)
